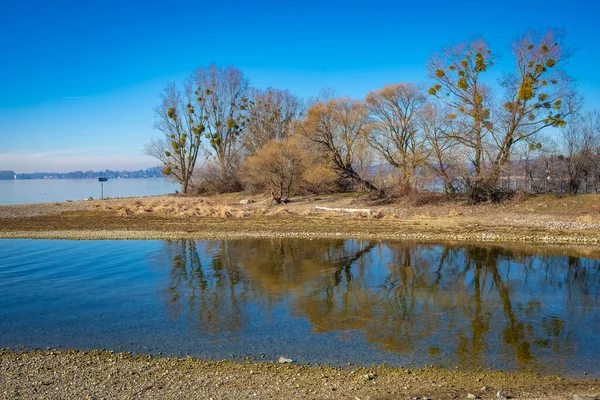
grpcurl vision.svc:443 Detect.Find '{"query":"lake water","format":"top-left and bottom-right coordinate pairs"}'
top-left (1, 239), bottom-right (599, 377)
top-left (0, 178), bottom-right (178, 205)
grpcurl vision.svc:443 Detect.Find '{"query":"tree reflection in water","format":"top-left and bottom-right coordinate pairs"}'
top-left (156, 239), bottom-right (600, 371)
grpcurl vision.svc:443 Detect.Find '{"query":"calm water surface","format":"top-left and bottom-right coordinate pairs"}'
top-left (0, 178), bottom-right (178, 204)
top-left (1, 239), bottom-right (599, 377)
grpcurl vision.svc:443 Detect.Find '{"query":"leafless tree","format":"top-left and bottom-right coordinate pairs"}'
top-left (428, 38), bottom-right (494, 192)
top-left (244, 87), bottom-right (302, 155)
top-left (428, 30), bottom-right (578, 200)
top-left (192, 64), bottom-right (250, 184)
top-left (494, 31), bottom-right (579, 186)
top-left (421, 101), bottom-right (466, 193)
top-left (365, 83), bottom-right (429, 192)
top-left (560, 111), bottom-right (600, 194)
top-left (144, 82), bottom-right (205, 193)
top-left (299, 97), bottom-right (379, 192)
top-left (583, 110), bottom-right (600, 192)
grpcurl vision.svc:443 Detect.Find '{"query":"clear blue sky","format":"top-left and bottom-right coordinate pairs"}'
top-left (1, 0), bottom-right (599, 172)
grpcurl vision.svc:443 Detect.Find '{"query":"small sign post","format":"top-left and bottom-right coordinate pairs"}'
top-left (98, 177), bottom-right (108, 199)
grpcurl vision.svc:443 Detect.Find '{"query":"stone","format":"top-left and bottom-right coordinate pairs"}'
top-left (497, 391), bottom-right (506, 399)
top-left (467, 394), bottom-right (479, 399)
top-left (239, 199), bottom-right (255, 205)
top-left (481, 386), bottom-right (489, 391)
top-left (278, 356), bottom-right (292, 364)
top-left (363, 372), bottom-right (376, 381)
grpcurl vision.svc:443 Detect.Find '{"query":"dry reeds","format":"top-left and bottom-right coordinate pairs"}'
top-left (265, 208), bottom-right (298, 217)
top-left (108, 198), bottom-right (258, 219)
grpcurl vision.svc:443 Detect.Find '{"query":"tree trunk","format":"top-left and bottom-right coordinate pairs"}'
top-left (343, 167), bottom-right (379, 193)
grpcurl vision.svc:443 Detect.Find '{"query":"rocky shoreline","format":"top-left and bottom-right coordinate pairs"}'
top-left (1, 349), bottom-right (598, 400)
top-left (2, 228), bottom-right (600, 246)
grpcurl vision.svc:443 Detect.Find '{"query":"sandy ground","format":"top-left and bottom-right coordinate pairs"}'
top-left (2, 193), bottom-right (600, 399)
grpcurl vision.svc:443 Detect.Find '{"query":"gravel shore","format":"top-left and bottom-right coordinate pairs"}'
top-left (1, 349), bottom-right (598, 400)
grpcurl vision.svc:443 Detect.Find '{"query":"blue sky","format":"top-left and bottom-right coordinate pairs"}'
top-left (1, 0), bottom-right (599, 172)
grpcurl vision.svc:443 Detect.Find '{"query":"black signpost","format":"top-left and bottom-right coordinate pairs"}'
top-left (98, 177), bottom-right (108, 199)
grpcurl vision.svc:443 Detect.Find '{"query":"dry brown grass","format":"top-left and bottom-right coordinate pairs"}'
top-left (96, 193), bottom-right (598, 225)
top-left (99, 197), bottom-right (260, 219)
top-left (576, 215), bottom-right (594, 223)
top-left (265, 208), bottom-right (298, 217)
top-left (448, 208), bottom-right (461, 217)
top-left (411, 214), bottom-right (433, 220)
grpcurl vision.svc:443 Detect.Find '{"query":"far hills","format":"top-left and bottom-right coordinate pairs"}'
top-left (0, 167), bottom-right (164, 180)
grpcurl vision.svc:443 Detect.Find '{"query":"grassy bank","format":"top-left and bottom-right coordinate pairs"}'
top-left (1, 193), bottom-right (600, 247)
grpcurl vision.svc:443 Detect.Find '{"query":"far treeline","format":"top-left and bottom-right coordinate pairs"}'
top-left (144, 30), bottom-right (600, 203)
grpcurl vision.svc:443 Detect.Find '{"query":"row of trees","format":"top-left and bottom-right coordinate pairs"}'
top-left (145, 30), bottom-right (597, 201)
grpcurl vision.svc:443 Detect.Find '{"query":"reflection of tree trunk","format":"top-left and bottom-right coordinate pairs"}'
top-left (326, 243), bottom-right (376, 305)
top-left (397, 248), bottom-right (413, 319)
top-left (166, 239), bottom-right (205, 305)
top-left (489, 263), bottom-right (533, 365)
top-left (470, 263), bottom-right (485, 365)
top-left (433, 247), bottom-right (449, 287)
top-left (163, 239), bottom-right (250, 334)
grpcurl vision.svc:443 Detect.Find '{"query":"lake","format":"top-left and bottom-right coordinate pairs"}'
top-left (0, 178), bottom-right (178, 205)
top-left (1, 239), bottom-right (599, 377)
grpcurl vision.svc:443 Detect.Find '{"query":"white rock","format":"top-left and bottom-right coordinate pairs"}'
top-left (278, 356), bottom-right (292, 364)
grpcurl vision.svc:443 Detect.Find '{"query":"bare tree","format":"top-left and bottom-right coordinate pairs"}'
top-left (560, 111), bottom-right (600, 194)
top-left (299, 97), bottom-right (379, 192)
top-left (365, 83), bottom-right (428, 192)
top-left (244, 87), bottom-right (302, 155)
top-left (583, 110), bottom-right (600, 192)
top-left (421, 101), bottom-right (465, 193)
top-left (192, 64), bottom-right (250, 183)
top-left (494, 30), bottom-right (579, 186)
top-left (144, 82), bottom-right (205, 193)
top-left (428, 38), bottom-right (494, 193)
top-left (428, 30), bottom-right (578, 200)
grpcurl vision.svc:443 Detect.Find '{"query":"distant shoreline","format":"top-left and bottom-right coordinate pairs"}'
top-left (0, 176), bottom-right (167, 180)
top-left (0, 166), bottom-right (166, 181)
